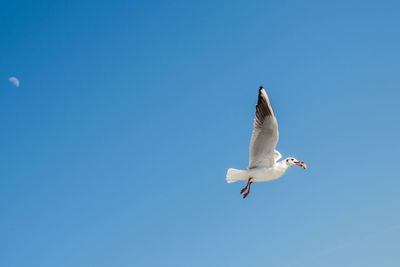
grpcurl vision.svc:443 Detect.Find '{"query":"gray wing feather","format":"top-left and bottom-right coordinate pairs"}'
top-left (248, 87), bottom-right (279, 169)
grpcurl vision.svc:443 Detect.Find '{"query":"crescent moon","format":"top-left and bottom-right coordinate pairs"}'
top-left (9, 77), bottom-right (20, 87)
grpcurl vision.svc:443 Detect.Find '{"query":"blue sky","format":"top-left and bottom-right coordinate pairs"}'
top-left (1, 0), bottom-right (400, 266)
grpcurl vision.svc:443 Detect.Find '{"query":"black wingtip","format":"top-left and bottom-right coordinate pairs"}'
top-left (259, 85), bottom-right (264, 90)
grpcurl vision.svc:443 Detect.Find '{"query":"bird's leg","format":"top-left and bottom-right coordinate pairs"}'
top-left (240, 177), bottom-right (253, 194)
top-left (243, 180), bottom-right (253, 199)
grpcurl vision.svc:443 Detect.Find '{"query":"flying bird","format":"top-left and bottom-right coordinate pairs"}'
top-left (226, 86), bottom-right (307, 198)
top-left (8, 77), bottom-right (20, 87)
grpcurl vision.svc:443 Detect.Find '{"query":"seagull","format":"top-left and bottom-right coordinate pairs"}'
top-left (8, 77), bottom-right (20, 87)
top-left (226, 86), bottom-right (307, 198)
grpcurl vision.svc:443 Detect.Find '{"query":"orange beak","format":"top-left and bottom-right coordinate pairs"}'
top-left (294, 161), bottom-right (307, 169)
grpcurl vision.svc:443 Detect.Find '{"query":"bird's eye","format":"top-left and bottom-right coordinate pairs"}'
top-left (291, 159), bottom-right (294, 161)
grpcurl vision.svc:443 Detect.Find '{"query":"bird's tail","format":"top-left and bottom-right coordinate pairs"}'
top-left (226, 168), bottom-right (250, 183)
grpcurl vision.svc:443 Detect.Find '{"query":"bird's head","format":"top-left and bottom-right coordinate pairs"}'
top-left (284, 157), bottom-right (307, 169)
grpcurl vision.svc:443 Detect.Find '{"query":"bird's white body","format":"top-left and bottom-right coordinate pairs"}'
top-left (226, 161), bottom-right (289, 183)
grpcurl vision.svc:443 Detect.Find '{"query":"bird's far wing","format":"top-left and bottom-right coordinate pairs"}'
top-left (248, 87), bottom-right (279, 169)
top-left (273, 150), bottom-right (282, 162)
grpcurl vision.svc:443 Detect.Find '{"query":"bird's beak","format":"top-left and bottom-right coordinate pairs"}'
top-left (294, 161), bottom-right (307, 169)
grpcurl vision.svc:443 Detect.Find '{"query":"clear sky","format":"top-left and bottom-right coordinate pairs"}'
top-left (1, 0), bottom-right (400, 266)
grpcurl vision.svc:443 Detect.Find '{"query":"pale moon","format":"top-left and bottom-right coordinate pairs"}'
top-left (9, 77), bottom-right (20, 87)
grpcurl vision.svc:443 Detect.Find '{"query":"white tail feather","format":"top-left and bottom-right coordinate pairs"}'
top-left (226, 168), bottom-right (249, 183)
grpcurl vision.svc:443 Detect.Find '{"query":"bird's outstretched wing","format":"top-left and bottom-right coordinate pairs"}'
top-left (248, 87), bottom-right (279, 169)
